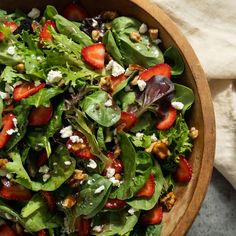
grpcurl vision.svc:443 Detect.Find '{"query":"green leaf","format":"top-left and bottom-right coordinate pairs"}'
top-left (44, 5), bottom-right (58, 19)
top-left (164, 47), bottom-right (184, 76)
top-left (130, 134), bottom-right (152, 149)
top-left (21, 87), bottom-right (63, 107)
top-left (81, 91), bottom-right (121, 127)
top-left (116, 91), bottom-right (136, 111)
top-left (0, 43), bottom-right (22, 66)
top-left (145, 224), bottom-right (163, 236)
top-left (97, 126), bottom-right (106, 150)
top-left (172, 83), bottom-right (195, 114)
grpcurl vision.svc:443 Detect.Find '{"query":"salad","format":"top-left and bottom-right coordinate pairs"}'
top-left (0, 3), bottom-right (198, 236)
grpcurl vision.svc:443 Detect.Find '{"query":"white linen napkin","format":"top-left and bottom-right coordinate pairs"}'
top-left (152, 0), bottom-right (236, 189)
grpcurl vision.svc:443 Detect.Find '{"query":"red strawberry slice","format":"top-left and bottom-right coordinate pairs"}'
top-left (116, 112), bottom-right (138, 132)
top-left (137, 174), bottom-right (155, 198)
top-left (75, 217), bottom-right (91, 236)
top-left (103, 152), bottom-right (124, 175)
top-left (0, 224), bottom-right (17, 236)
top-left (37, 229), bottom-right (47, 236)
top-left (63, 3), bottom-right (88, 21)
top-left (81, 43), bottom-right (105, 69)
top-left (0, 183), bottom-right (32, 201)
top-left (39, 20), bottom-right (56, 42)
top-left (156, 106), bottom-right (177, 130)
top-left (104, 199), bottom-right (126, 209)
top-left (139, 63), bottom-right (171, 81)
top-left (140, 205), bottom-right (163, 225)
top-left (41, 191), bottom-right (56, 211)
top-left (13, 82), bottom-right (45, 101)
top-left (4, 21), bottom-right (18, 32)
top-left (28, 104), bottom-right (53, 126)
top-left (36, 150), bottom-right (48, 168)
top-left (174, 156), bottom-right (192, 182)
top-left (0, 113), bottom-right (15, 149)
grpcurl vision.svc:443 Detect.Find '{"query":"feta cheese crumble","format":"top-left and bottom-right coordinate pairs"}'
top-left (60, 126), bottom-right (73, 138)
top-left (139, 23), bottom-right (148, 34)
top-left (64, 161), bottom-right (72, 166)
top-left (39, 165), bottom-right (50, 174)
top-left (151, 133), bottom-right (158, 142)
top-left (109, 177), bottom-right (121, 187)
top-left (28, 8), bottom-right (40, 19)
top-left (7, 46), bottom-right (16, 56)
top-left (94, 185), bottom-right (105, 194)
top-left (92, 225), bottom-right (104, 233)
top-left (87, 159), bottom-right (97, 169)
top-left (6, 129), bottom-right (16, 135)
top-left (106, 168), bottom-right (115, 178)
top-left (69, 135), bottom-right (83, 143)
top-left (106, 60), bottom-right (125, 77)
top-left (104, 99), bottom-right (113, 107)
top-left (46, 70), bottom-right (63, 84)
top-left (137, 80), bottom-right (146, 91)
top-left (128, 208), bottom-right (136, 215)
top-left (136, 132), bottom-right (144, 140)
top-left (171, 101), bottom-right (184, 110)
top-left (43, 173), bottom-right (50, 182)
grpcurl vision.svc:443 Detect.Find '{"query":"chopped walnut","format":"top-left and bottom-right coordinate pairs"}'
top-left (189, 127), bottom-right (199, 139)
top-left (62, 195), bottom-right (77, 208)
top-left (130, 32), bottom-right (141, 42)
top-left (160, 192), bottom-right (177, 211)
top-left (92, 30), bottom-right (100, 42)
top-left (149, 28), bottom-right (159, 41)
top-left (102, 11), bottom-right (118, 21)
top-left (128, 64), bottom-right (145, 72)
top-left (114, 173), bottom-right (122, 181)
top-left (15, 63), bottom-right (25, 73)
top-left (73, 169), bottom-right (88, 181)
top-left (0, 159), bottom-right (8, 169)
top-left (152, 141), bottom-right (170, 160)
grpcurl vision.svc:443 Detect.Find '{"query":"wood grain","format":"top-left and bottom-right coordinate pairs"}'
top-left (0, 0), bottom-right (215, 235)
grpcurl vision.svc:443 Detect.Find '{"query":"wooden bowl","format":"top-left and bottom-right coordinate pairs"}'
top-left (0, 0), bottom-right (215, 235)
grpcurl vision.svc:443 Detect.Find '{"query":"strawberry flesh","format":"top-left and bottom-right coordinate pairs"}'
top-left (104, 199), bottom-right (126, 209)
top-left (174, 156), bottom-right (192, 182)
top-left (156, 106), bottom-right (177, 130)
top-left (37, 229), bottom-right (47, 236)
top-left (75, 217), bottom-right (91, 236)
top-left (116, 112), bottom-right (138, 132)
top-left (63, 3), bottom-right (88, 21)
top-left (81, 43), bottom-right (105, 69)
top-left (41, 191), bottom-right (56, 211)
top-left (137, 174), bottom-right (155, 197)
top-left (39, 20), bottom-right (56, 42)
top-left (4, 21), bottom-right (18, 32)
top-left (140, 205), bottom-right (163, 225)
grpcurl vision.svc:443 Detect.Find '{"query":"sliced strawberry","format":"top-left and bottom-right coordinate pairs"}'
top-left (103, 152), bottom-right (123, 175)
top-left (36, 150), bottom-right (48, 168)
top-left (136, 174), bottom-right (155, 198)
top-left (156, 106), bottom-right (177, 130)
top-left (81, 43), bottom-right (105, 69)
top-left (37, 229), bottom-right (47, 236)
top-left (0, 183), bottom-right (32, 201)
top-left (0, 113), bottom-right (15, 149)
top-left (41, 191), bottom-right (56, 211)
top-left (139, 63), bottom-right (171, 81)
top-left (116, 112), bottom-right (138, 132)
top-left (66, 131), bottom-right (95, 160)
top-left (63, 3), bottom-right (88, 21)
top-left (28, 104), bottom-right (53, 126)
top-left (110, 74), bottom-right (127, 93)
top-left (75, 217), bottom-right (91, 236)
top-left (104, 199), bottom-right (126, 209)
top-left (0, 224), bottom-right (17, 236)
top-left (13, 82), bottom-right (45, 101)
top-left (4, 21), bottom-right (18, 33)
top-left (174, 156), bottom-right (192, 182)
top-left (140, 205), bottom-right (163, 225)
top-left (39, 20), bottom-right (56, 42)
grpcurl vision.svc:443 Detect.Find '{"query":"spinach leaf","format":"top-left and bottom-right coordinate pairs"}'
top-left (74, 174), bottom-right (112, 218)
top-left (164, 47), bottom-right (184, 76)
top-left (53, 15), bottom-right (93, 46)
top-left (172, 83), bottom-right (194, 114)
top-left (81, 91), bottom-right (121, 127)
top-left (97, 126), bottom-right (106, 150)
top-left (92, 209), bottom-right (140, 236)
top-left (131, 112), bottom-right (156, 132)
top-left (116, 91), bottom-right (136, 111)
top-left (21, 87), bottom-right (63, 107)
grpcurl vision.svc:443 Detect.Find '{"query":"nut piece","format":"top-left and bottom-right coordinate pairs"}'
top-left (160, 192), bottom-right (177, 211)
top-left (128, 64), bottom-right (145, 72)
top-left (92, 30), bottom-right (100, 42)
top-left (15, 63), bottom-right (25, 73)
top-left (102, 11), bottom-right (118, 21)
top-left (73, 169), bottom-right (88, 181)
top-left (114, 173), bottom-right (122, 181)
top-left (62, 195), bottom-right (77, 208)
top-left (148, 28), bottom-right (159, 41)
top-left (0, 159), bottom-right (8, 169)
top-left (189, 127), bottom-right (199, 139)
top-left (130, 32), bottom-right (141, 42)
top-left (152, 141), bottom-right (170, 160)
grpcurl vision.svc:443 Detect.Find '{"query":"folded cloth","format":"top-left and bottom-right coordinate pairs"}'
top-left (152, 0), bottom-right (236, 189)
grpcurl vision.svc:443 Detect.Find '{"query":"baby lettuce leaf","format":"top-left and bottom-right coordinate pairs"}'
top-left (116, 91), bottom-right (136, 111)
top-left (136, 75), bottom-right (175, 116)
top-left (81, 91), bottom-right (121, 127)
top-left (44, 5), bottom-right (58, 19)
top-left (0, 43), bottom-right (22, 66)
top-left (164, 47), bottom-right (184, 76)
top-left (172, 83), bottom-right (194, 114)
top-left (130, 134), bottom-right (152, 149)
top-left (92, 209), bottom-right (140, 236)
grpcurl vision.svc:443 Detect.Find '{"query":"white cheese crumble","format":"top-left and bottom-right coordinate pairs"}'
top-left (64, 161), bottom-right (72, 166)
top-left (151, 133), bottom-right (158, 142)
top-left (0, 91), bottom-right (9, 99)
top-left (87, 159), bottom-right (97, 169)
top-left (60, 126), bottom-right (73, 138)
top-left (94, 185), bottom-right (105, 194)
top-left (137, 80), bottom-right (146, 91)
top-left (104, 99), bottom-right (113, 107)
top-left (28, 8), bottom-right (40, 19)
top-left (109, 177), bottom-right (121, 187)
top-left (39, 165), bottom-right (50, 174)
top-left (136, 132), bottom-right (144, 140)
top-left (69, 135), bottom-right (83, 143)
top-left (13, 81), bottom-right (23, 88)
top-left (6, 173), bottom-right (13, 179)
top-left (171, 101), bottom-right (184, 110)
top-left (92, 19), bottom-right (98, 27)
top-left (43, 173), bottom-right (50, 182)
top-left (106, 168), bottom-right (115, 178)
top-left (92, 225), bottom-right (103, 233)
top-left (128, 208), bottom-right (136, 215)
top-left (106, 60), bottom-right (125, 77)
top-left (139, 23), bottom-right (148, 34)
top-left (53, 162), bottom-right (58, 166)
top-left (6, 129), bottom-right (16, 135)
top-left (46, 70), bottom-right (63, 84)
top-left (7, 46), bottom-right (16, 56)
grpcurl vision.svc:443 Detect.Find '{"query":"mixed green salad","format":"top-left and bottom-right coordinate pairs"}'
top-left (0, 3), bottom-right (198, 236)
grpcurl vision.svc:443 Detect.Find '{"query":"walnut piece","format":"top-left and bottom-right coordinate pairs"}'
top-left (0, 159), bottom-right (8, 169)
top-left (160, 192), bottom-right (177, 211)
top-left (130, 32), bottom-right (141, 42)
top-left (148, 28), bottom-right (159, 41)
top-left (92, 30), bottom-right (100, 42)
top-left (73, 169), bottom-right (88, 181)
top-left (62, 195), bottom-right (77, 208)
top-left (152, 141), bottom-right (170, 160)
top-left (189, 127), bottom-right (199, 139)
